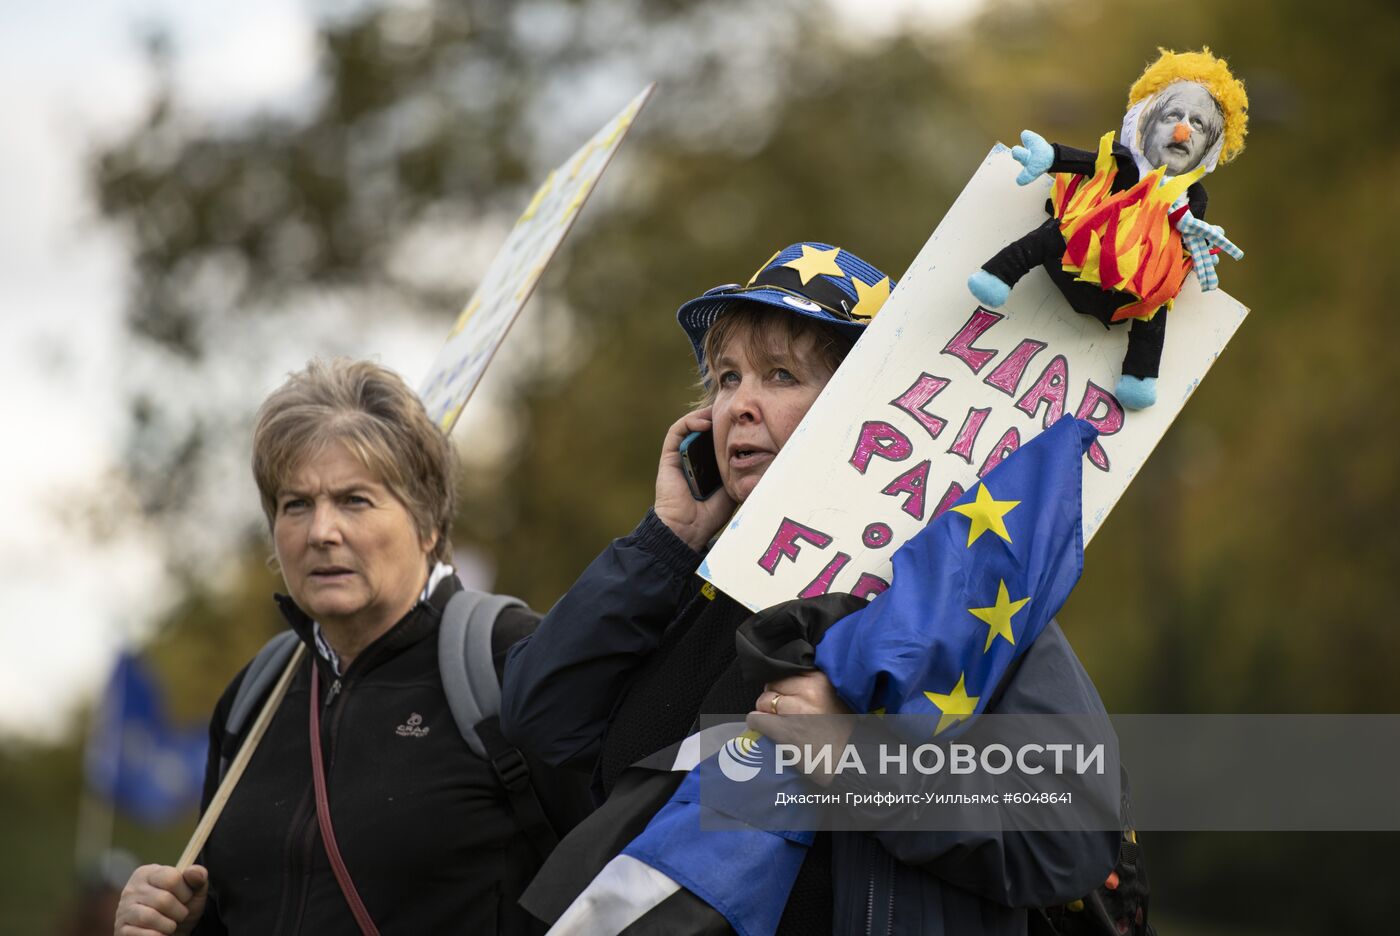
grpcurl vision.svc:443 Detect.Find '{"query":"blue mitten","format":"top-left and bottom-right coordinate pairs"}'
top-left (1115, 375), bottom-right (1157, 410)
top-left (968, 270), bottom-right (1011, 308)
top-left (1011, 129), bottom-right (1054, 185)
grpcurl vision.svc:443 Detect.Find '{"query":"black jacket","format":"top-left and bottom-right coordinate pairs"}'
top-left (501, 512), bottom-right (1118, 935)
top-left (193, 575), bottom-right (590, 935)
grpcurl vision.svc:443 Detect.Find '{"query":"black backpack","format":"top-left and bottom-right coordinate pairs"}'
top-left (1031, 766), bottom-right (1155, 936)
top-left (221, 589), bottom-right (559, 860)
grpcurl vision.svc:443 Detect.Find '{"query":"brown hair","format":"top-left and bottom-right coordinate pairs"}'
top-left (696, 305), bottom-right (856, 403)
top-left (252, 358), bottom-right (455, 564)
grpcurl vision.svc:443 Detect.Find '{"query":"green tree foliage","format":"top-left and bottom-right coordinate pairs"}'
top-left (7, 0), bottom-right (1392, 931)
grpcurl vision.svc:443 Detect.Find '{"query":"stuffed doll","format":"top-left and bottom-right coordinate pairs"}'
top-left (968, 48), bottom-right (1248, 409)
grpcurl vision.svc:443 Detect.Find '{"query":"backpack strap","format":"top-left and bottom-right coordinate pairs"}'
top-left (438, 589), bottom-right (523, 758)
top-left (221, 630), bottom-right (301, 782)
top-left (439, 589), bottom-right (560, 860)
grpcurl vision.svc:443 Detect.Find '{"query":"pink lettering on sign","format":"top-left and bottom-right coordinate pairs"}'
top-left (1072, 380), bottom-right (1124, 472)
top-left (941, 308), bottom-right (1004, 374)
top-left (947, 407), bottom-right (992, 464)
top-left (851, 573), bottom-right (890, 601)
top-left (978, 427), bottom-right (1021, 478)
top-left (931, 481), bottom-right (966, 522)
top-left (984, 338), bottom-right (1048, 397)
top-left (889, 373), bottom-right (950, 441)
top-left (862, 522), bottom-right (894, 549)
top-left (1015, 354), bottom-right (1069, 427)
top-left (799, 552), bottom-right (852, 598)
top-left (757, 517), bottom-right (833, 575)
top-left (881, 459), bottom-right (931, 521)
top-left (849, 421), bottom-right (913, 474)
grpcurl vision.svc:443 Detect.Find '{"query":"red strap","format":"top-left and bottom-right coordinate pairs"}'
top-left (310, 665), bottom-right (382, 936)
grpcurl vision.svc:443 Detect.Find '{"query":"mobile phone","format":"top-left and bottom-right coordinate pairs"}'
top-left (679, 430), bottom-right (723, 501)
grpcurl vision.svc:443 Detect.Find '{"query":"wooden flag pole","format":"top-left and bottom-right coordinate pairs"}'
top-left (176, 644), bottom-right (306, 870)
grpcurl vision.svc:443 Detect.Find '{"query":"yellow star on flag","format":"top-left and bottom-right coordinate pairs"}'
top-left (782, 245), bottom-right (844, 285)
top-left (924, 673), bottom-right (979, 735)
top-left (951, 483), bottom-right (1019, 547)
top-left (850, 275), bottom-right (891, 321)
top-left (969, 580), bottom-right (1031, 652)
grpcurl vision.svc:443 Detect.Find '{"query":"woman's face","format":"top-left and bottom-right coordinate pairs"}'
top-left (711, 327), bottom-right (836, 504)
top-left (273, 440), bottom-right (435, 633)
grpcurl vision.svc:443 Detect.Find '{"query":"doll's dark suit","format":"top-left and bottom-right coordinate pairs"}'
top-left (981, 141), bottom-right (1208, 380)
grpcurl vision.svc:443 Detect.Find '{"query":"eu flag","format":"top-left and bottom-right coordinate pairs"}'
top-left (816, 415), bottom-right (1093, 725)
top-left (84, 653), bottom-right (208, 824)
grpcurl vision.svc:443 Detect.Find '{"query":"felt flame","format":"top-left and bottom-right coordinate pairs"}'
top-left (1051, 132), bottom-right (1206, 321)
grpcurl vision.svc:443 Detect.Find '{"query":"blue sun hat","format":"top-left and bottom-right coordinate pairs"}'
top-left (676, 242), bottom-right (896, 366)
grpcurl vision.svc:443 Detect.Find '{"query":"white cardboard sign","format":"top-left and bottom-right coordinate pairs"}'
top-left (699, 144), bottom-right (1249, 612)
top-left (419, 85), bottom-right (653, 432)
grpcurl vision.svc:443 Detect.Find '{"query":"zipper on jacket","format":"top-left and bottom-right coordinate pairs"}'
top-left (324, 676), bottom-right (342, 711)
top-left (863, 837), bottom-right (895, 936)
top-left (865, 872), bottom-right (876, 936)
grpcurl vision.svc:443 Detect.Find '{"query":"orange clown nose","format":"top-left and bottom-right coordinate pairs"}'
top-left (1172, 122), bottom-right (1192, 143)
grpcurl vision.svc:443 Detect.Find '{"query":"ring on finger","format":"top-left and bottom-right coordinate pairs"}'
top-left (769, 692), bottom-right (783, 715)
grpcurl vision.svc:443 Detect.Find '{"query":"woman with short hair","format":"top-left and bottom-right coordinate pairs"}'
top-left (115, 358), bottom-right (586, 936)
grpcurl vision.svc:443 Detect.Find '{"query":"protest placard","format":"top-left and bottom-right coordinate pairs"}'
top-left (699, 144), bottom-right (1249, 612)
top-left (419, 85), bottom-right (653, 432)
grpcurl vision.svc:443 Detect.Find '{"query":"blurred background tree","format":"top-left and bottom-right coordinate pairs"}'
top-left (5, 0), bottom-right (1398, 931)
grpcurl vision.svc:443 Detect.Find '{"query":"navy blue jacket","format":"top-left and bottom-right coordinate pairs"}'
top-left (502, 511), bottom-right (1118, 935)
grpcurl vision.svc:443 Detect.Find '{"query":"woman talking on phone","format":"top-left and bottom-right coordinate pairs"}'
top-left (500, 243), bottom-right (1120, 935)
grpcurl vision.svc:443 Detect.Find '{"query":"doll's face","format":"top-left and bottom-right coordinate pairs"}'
top-left (1141, 81), bottom-right (1223, 175)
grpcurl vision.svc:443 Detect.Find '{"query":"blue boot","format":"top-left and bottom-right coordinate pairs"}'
top-left (967, 270), bottom-right (1011, 308)
top-left (1115, 374), bottom-right (1157, 410)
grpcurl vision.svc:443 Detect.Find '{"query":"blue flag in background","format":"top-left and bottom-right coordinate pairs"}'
top-left (594, 417), bottom-right (1098, 936)
top-left (84, 653), bottom-right (208, 824)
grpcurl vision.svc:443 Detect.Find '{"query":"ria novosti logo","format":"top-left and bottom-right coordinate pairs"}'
top-left (717, 731), bottom-right (764, 782)
top-left (716, 733), bottom-right (1107, 784)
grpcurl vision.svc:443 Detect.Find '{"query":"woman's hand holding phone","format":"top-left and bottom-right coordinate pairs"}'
top-left (655, 407), bottom-right (736, 553)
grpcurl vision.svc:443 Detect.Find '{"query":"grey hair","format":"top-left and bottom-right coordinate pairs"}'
top-left (251, 358), bottom-right (456, 564)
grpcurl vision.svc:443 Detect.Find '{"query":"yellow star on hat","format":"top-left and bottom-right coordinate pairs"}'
top-left (924, 673), bottom-right (979, 735)
top-left (951, 483), bottom-right (1020, 547)
top-left (850, 275), bottom-right (891, 321)
top-left (782, 245), bottom-right (845, 285)
top-left (968, 580), bottom-right (1030, 652)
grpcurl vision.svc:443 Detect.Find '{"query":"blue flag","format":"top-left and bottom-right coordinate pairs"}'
top-left (816, 415), bottom-right (1092, 724)
top-left (599, 417), bottom-right (1097, 936)
top-left (84, 653), bottom-right (208, 824)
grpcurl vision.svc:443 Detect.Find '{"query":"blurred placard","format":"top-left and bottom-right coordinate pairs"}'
top-left (419, 85), bottom-right (654, 430)
top-left (700, 144), bottom-right (1249, 611)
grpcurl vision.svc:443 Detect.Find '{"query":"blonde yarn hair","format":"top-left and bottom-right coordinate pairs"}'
top-left (1128, 47), bottom-right (1248, 164)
